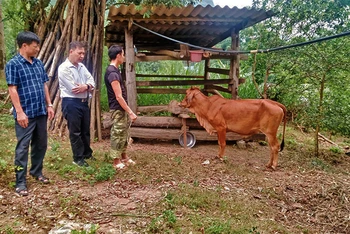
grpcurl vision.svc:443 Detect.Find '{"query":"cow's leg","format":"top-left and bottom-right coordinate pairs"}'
top-left (217, 131), bottom-right (226, 160)
top-left (266, 135), bottom-right (280, 170)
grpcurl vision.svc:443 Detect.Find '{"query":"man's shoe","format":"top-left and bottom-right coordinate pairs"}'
top-left (73, 159), bottom-right (89, 167)
top-left (86, 156), bottom-right (97, 161)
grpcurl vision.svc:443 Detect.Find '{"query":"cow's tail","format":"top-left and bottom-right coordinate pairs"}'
top-left (279, 103), bottom-right (287, 152)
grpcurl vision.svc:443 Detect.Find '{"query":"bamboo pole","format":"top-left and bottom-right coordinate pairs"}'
top-left (32, 0), bottom-right (105, 141)
top-left (38, 31), bottom-right (53, 60)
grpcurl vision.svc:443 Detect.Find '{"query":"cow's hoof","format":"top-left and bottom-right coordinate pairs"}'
top-left (265, 164), bottom-right (276, 171)
top-left (215, 156), bottom-right (224, 162)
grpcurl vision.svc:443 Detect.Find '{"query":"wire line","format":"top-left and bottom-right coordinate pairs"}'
top-left (132, 21), bottom-right (350, 54)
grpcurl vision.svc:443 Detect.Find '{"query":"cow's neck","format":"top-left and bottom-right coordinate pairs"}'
top-left (191, 93), bottom-right (216, 134)
top-left (191, 94), bottom-right (212, 117)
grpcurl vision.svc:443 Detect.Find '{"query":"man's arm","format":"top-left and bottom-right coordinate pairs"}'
top-left (58, 66), bottom-right (78, 92)
top-left (44, 83), bottom-right (54, 120)
top-left (111, 80), bottom-right (137, 122)
top-left (8, 85), bottom-right (28, 128)
top-left (83, 66), bottom-right (95, 92)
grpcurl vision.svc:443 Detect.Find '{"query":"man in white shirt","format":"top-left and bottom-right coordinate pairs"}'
top-left (58, 41), bottom-right (95, 167)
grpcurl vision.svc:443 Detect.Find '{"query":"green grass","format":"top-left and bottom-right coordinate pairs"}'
top-left (145, 184), bottom-right (289, 233)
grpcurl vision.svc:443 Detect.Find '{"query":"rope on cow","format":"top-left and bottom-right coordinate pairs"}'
top-left (131, 21), bottom-right (350, 55)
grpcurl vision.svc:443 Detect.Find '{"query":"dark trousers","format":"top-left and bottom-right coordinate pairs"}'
top-left (14, 115), bottom-right (48, 188)
top-left (62, 98), bottom-right (93, 162)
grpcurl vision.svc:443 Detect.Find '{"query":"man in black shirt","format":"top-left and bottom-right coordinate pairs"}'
top-left (104, 45), bottom-right (137, 169)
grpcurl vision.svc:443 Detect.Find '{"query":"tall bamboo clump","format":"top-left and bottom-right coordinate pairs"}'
top-left (33, 0), bottom-right (106, 141)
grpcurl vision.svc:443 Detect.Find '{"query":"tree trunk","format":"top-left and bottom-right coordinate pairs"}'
top-left (315, 73), bottom-right (326, 157)
top-left (0, 5), bottom-right (5, 79)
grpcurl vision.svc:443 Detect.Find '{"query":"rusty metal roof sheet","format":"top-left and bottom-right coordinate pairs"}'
top-left (105, 4), bottom-right (274, 51)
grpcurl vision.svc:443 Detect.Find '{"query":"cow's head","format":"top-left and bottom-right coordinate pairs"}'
top-left (179, 87), bottom-right (201, 108)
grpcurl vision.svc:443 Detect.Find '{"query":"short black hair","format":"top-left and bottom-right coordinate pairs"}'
top-left (69, 41), bottom-right (87, 50)
top-left (108, 45), bottom-right (123, 60)
top-left (16, 31), bottom-right (40, 48)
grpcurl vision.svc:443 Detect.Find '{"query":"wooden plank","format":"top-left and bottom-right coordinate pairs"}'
top-left (130, 127), bottom-right (266, 142)
top-left (125, 29), bottom-right (137, 112)
top-left (136, 55), bottom-right (176, 62)
top-left (135, 54), bottom-right (248, 62)
top-left (230, 30), bottom-right (239, 99)
top-left (205, 84), bottom-right (231, 93)
top-left (137, 88), bottom-right (187, 94)
top-left (137, 105), bottom-right (168, 113)
top-left (137, 79), bottom-right (231, 87)
top-left (207, 67), bottom-right (230, 75)
top-left (132, 116), bottom-right (202, 129)
top-left (136, 74), bottom-right (204, 79)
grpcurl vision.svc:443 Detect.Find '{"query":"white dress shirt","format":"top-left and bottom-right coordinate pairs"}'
top-left (58, 58), bottom-right (95, 98)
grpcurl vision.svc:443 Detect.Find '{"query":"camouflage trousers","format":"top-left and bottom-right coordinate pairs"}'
top-left (109, 110), bottom-right (131, 159)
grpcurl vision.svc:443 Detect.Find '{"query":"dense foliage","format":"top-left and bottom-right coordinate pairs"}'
top-left (238, 0), bottom-right (350, 138)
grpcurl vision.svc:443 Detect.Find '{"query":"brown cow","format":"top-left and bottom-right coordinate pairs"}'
top-left (179, 87), bottom-right (286, 170)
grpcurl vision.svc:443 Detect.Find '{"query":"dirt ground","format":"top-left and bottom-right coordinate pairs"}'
top-left (0, 138), bottom-right (349, 233)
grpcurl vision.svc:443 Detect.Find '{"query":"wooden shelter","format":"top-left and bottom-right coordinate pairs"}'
top-left (105, 4), bottom-right (274, 144)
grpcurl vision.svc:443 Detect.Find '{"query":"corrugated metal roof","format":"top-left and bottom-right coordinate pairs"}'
top-left (105, 4), bottom-right (274, 51)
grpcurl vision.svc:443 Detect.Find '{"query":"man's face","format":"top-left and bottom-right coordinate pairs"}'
top-left (117, 50), bottom-right (125, 63)
top-left (69, 47), bottom-right (85, 65)
top-left (23, 42), bottom-right (40, 57)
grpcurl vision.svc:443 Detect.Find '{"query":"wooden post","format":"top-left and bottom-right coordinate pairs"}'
top-left (124, 28), bottom-right (137, 113)
top-left (203, 59), bottom-right (210, 95)
top-left (229, 29), bottom-right (240, 99)
top-left (182, 118), bottom-right (187, 149)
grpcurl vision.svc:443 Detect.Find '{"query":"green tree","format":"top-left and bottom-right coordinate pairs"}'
top-left (240, 0), bottom-right (350, 155)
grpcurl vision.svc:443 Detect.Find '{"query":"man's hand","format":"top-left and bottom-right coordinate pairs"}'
top-left (72, 83), bottom-right (88, 94)
top-left (129, 112), bottom-right (137, 122)
top-left (17, 111), bottom-right (28, 128)
top-left (47, 106), bottom-right (55, 120)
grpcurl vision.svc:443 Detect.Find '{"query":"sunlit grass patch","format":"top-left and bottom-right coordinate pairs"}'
top-left (146, 184), bottom-right (288, 233)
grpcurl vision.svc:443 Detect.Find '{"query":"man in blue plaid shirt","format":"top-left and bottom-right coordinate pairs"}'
top-left (6, 31), bottom-right (55, 196)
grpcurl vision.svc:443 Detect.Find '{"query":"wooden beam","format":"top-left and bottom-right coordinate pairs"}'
top-left (137, 88), bottom-right (187, 94)
top-left (207, 68), bottom-right (230, 75)
top-left (136, 74), bottom-right (205, 79)
top-left (125, 28), bottom-right (137, 112)
top-left (153, 50), bottom-right (183, 59)
top-left (135, 55), bottom-right (177, 62)
top-left (230, 29), bottom-right (239, 99)
top-left (130, 127), bottom-right (266, 142)
top-left (136, 79), bottom-right (231, 87)
top-left (132, 116), bottom-right (202, 129)
top-left (205, 84), bottom-right (231, 93)
top-left (137, 105), bottom-right (168, 113)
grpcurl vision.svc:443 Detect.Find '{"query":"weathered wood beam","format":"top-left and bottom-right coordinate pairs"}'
top-left (125, 28), bottom-right (137, 112)
top-left (137, 105), bottom-right (168, 113)
top-left (136, 74), bottom-right (204, 79)
top-left (207, 68), bottom-right (230, 75)
top-left (135, 54), bottom-right (246, 61)
top-left (204, 84), bottom-right (231, 93)
top-left (135, 55), bottom-right (177, 62)
top-left (136, 79), bottom-right (231, 87)
top-left (230, 29), bottom-right (239, 99)
top-left (130, 127), bottom-right (266, 142)
top-left (137, 88), bottom-right (187, 94)
top-left (132, 116), bottom-right (202, 129)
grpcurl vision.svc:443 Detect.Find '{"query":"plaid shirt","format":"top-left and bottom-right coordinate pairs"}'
top-left (5, 54), bottom-right (49, 119)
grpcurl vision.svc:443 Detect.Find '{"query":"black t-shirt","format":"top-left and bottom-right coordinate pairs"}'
top-left (104, 65), bottom-right (127, 111)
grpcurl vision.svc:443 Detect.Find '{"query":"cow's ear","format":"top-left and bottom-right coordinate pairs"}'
top-left (187, 90), bottom-right (194, 104)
